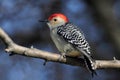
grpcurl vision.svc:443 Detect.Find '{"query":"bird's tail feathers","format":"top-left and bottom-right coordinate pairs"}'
top-left (83, 55), bottom-right (97, 77)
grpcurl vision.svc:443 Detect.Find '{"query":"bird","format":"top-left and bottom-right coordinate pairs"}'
top-left (39, 13), bottom-right (96, 77)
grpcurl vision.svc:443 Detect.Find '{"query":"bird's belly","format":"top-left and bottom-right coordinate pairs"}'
top-left (66, 50), bottom-right (82, 57)
top-left (50, 31), bottom-right (82, 57)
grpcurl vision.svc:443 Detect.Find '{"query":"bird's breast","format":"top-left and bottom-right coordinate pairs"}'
top-left (50, 29), bottom-right (82, 57)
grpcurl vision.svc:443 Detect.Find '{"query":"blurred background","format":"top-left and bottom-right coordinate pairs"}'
top-left (0, 0), bottom-right (120, 80)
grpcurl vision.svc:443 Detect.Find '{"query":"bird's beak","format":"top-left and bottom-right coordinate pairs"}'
top-left (39, 20), bottom-right (49, 23)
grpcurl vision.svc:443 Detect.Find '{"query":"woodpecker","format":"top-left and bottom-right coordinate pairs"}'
top-left (39, 13), bottom-right (96, 76)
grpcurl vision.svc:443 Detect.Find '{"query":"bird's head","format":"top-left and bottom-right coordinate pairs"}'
top-left (39, 13), bottom-right (69, 29)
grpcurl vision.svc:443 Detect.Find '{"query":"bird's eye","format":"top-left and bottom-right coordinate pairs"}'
top-left (54, 19), bottom-right (57, 21)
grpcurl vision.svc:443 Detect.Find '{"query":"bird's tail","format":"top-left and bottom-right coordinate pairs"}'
top-left (83, 55), bottom-right (97, 77)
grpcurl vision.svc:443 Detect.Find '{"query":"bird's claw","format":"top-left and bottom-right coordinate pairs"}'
top-left (58, 53), bottom-right (66, 61)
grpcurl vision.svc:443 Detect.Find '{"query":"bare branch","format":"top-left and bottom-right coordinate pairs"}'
top-left (0, 27), bottom-right (120, 70)
top-left (95, 59), bottom-right (120, 69)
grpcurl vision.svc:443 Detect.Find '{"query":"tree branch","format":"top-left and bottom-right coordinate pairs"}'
top-left (0, 27), bottom-right (120, 70)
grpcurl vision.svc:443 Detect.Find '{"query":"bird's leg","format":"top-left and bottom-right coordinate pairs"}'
top-left (58, 53), bottom-right (66, 61)
top-left (61, 53), bottom-right (66, 58)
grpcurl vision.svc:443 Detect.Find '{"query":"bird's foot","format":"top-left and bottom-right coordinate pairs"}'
top-left (58, 53), bottom-right (66, 61)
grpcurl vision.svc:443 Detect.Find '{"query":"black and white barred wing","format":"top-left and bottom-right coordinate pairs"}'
top-left (57, 23), bottom-right (91, 57)
top-left (57, 23), bottom-right (97, 76)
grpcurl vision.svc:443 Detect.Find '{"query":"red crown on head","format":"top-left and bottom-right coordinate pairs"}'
top-left (48, 13), bottom-right (69, 22)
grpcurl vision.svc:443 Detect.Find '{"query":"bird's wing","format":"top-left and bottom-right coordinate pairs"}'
top-left (57, 23), bottom-right (97, 76)
top-left (57, 23), bottom-right (91, 57)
